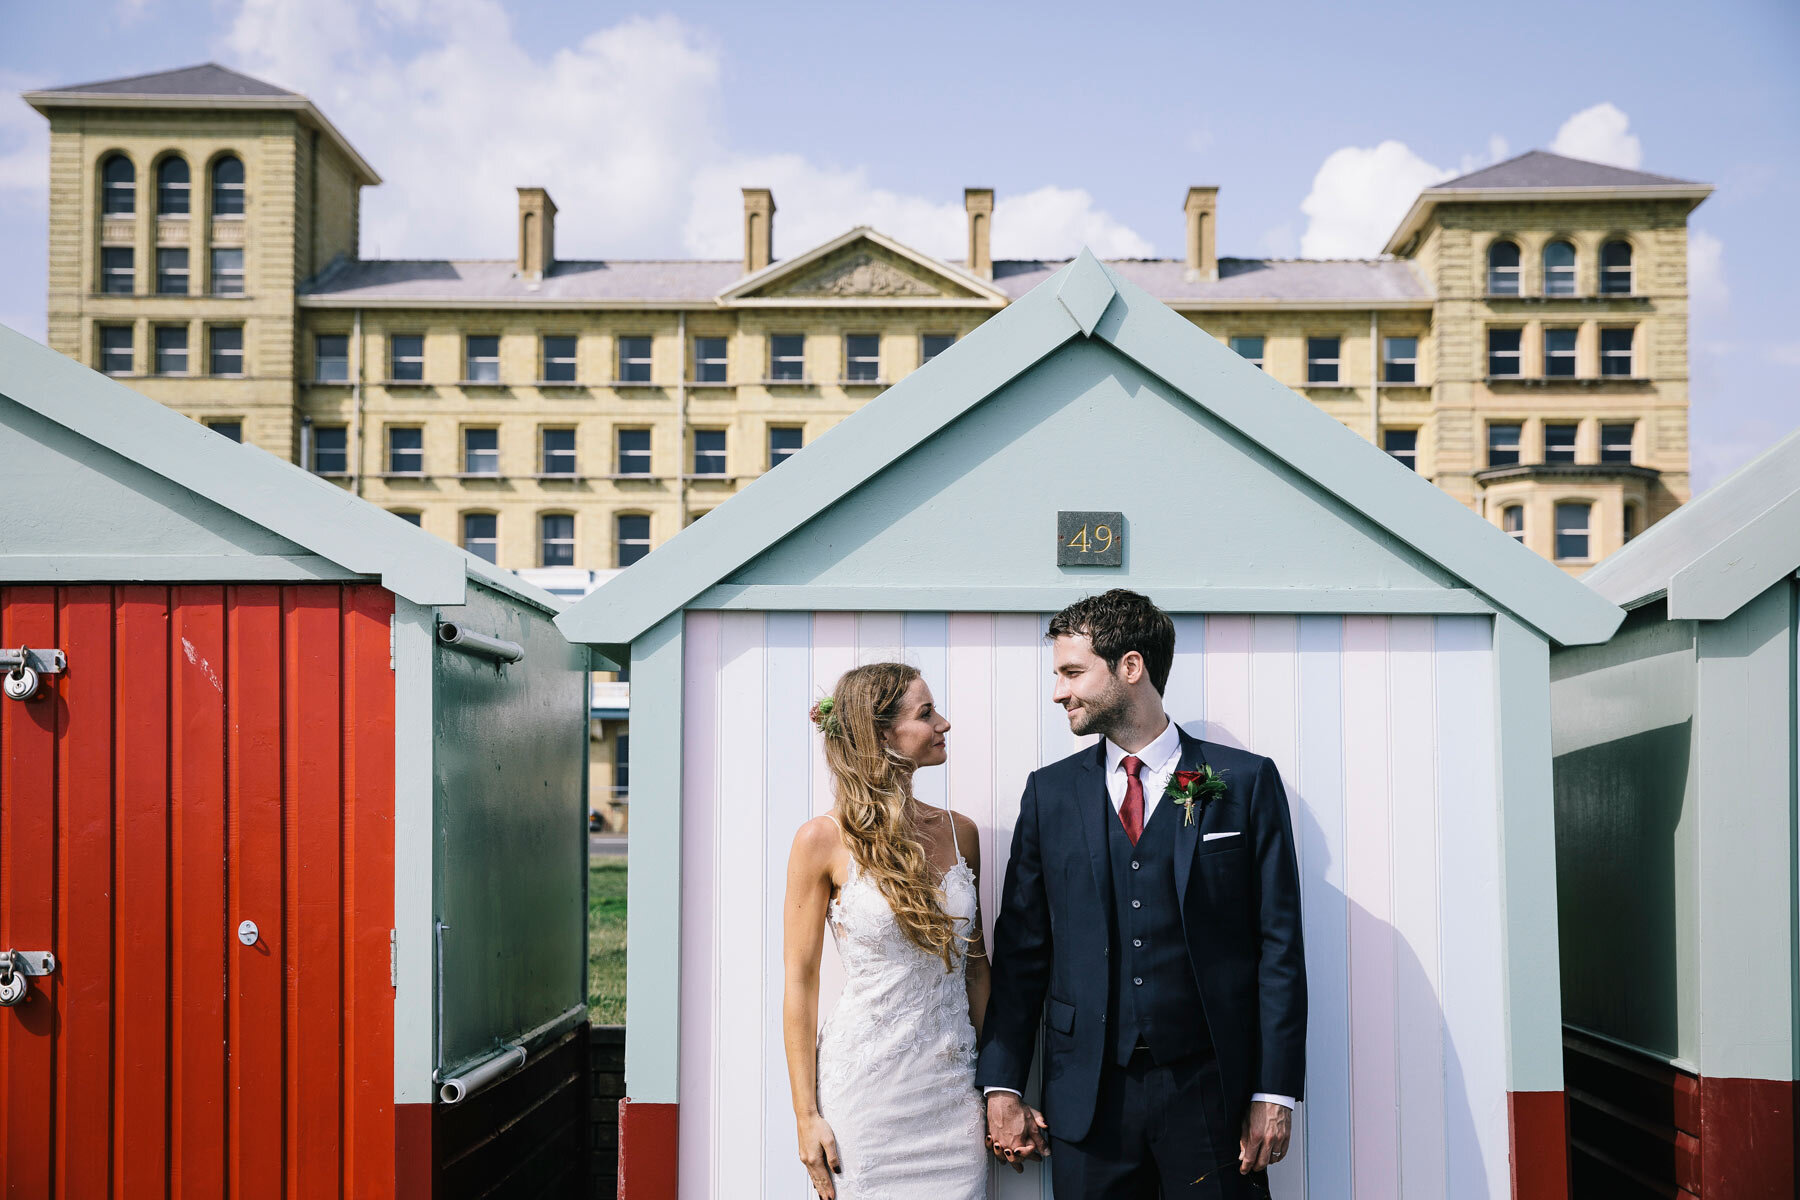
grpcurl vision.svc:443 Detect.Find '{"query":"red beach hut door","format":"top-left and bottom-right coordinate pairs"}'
top-left (0, 584), bottom-right (396, 1198)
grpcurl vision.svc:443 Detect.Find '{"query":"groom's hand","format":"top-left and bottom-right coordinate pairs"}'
top-left (1238, 1100), bottom-right (1292, 1174)
top-left (985, 1092), bottom-right (1051, 1172)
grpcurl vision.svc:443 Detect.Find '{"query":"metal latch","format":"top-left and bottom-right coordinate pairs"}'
top-left (0, 950), bottom-right (55, 1008)
top-left (2, 647), bottom-right (66, 703)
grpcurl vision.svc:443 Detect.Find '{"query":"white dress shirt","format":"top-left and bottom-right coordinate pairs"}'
top-left (988, 716), bottom-right (1295, 1112)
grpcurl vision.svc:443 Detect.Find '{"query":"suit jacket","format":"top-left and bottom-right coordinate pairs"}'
top-left (974, 726), bottom-right (1306, 1143)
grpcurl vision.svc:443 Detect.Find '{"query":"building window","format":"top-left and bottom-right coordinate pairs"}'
top-left (845, 334), bottom-right (881, 381)
top-left (693, 336), bottom-right (727, 382)
top-left (312, 426), bottom-right (347, 475)
top-left (1503, 505), bottom-right (1525, 544)
top-left (1555, 502), bottom-right (1592, 561)
top-left (462, 513), bottom-right (498, 563)
top-left (99, 325), bottom-right (132, 374)
top-left (1623, 504), bottom-right (1638, 543)
top-left (210, 247), bottom-right (244, 296)
top-left (1383, 336), bottom-right (1417, 383)
top-left (921, 333), bottom-right (955, 363)
top-left (1601, 327), bottom-right (1634, 376)
top-left (1487, 328), bottom-right (1522, 377)
top-left (390, 334), bottom-right (424, 381)
top-left (693, 429), bottom-right (726, 476)
top-left (154, 325), bottom-right (188, 375)
top-left (208, 325), bottom-right (243, 376)
top-left (1544, 328), bottom-right (1577, 378)
top-left (1487, 423), bottom-right (1522, 467)
top-left (769, 334), bottom-right (805, 381)
top-left (616, 513), bottom-right (651, 567)
top-left (101, 153), bottom-right (134, 215)
top-left (616, 428), bottom-right (651, 476)
top-left (101, 246), bottom-right (134, 294)
top-left (615, 732), bottom-right (630, 794)
top-left (210, 155), bottom-right (245, 217)
top-left (1383, 429), bottom-right (1418, 470)
top-left (1600, 241), bottom-right (1633, 295)
top-left (463, 427), bottom-right (499, 476)
top-left (392, 510), bottom-right (422, 527)
top-left (205, 420), bottom-right (241, 442)
top-left (464, 335), bottom-right (500, 383)
top-left (540, 514), bottom-right (575, 567)
top-left (542, 335), bottom-right (577, 383)
top-left (156, 157), bottom-right (190, 216)
top-left (1601, 422), bottom-right (1635, 464)
top-left (314, 333), bottom-right (349, 382)
top-left (387, 427), bottom-right (424, 474)
top-left (1543, 240), bottom-right (1577, 297)
top-left (542, 427), bottom-right (577, 476)
top-left (155, 248), bottom-right (188, 295)
top-left (1229, 336), bottom-right (1264, 368)
top-left (618, 336), bottom-right (652, 383)
top-left (1306, 337), bottom-right (1339, 384)
top-left (769, 425), bottom-right (802, 468)
top-left (1487, 240), bottom-right (1521, 295)
top-left (1544, 423), bottom-right (1578, 464)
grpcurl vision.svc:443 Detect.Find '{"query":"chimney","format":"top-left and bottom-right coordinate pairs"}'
top-left (1184, 187), bottom-right (1218, 281)
top-left (742, 188), bottom-right (775, 274)
top-left (517, 187), bottom-right (556, 279)
top-left (965, 188), bottom-right (994, 279)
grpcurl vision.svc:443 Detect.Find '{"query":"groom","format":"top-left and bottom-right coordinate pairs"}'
top-left (977, 590), bottom-right (1306, 1197)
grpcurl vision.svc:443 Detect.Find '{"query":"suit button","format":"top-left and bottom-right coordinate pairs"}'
top-left (1133, 938), bottom-right (1142, 948)
top-left (1131, 861), bottom-right (1140, 870)
top-left (1133, 977), bottom-right (1143, 986)
top-left (1132, 900), bottom-right (1141, 909)
top-left (1103, 946), bottom-right (1109, 955)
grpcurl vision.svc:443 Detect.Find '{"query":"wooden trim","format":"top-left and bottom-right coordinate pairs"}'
top-left (1507, 1090), bottom-right (1571, 1199)
top-left (618, 1099), bottom-right (679, 1200)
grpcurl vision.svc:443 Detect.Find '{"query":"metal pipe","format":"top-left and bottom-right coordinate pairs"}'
top-left (436, 622), bottom-right (523, 663)
top-left (436, 1002), bottom-right (587, 1104)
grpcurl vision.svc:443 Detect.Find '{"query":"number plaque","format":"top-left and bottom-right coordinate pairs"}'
top-left (1057, 511), bottom-right (1125, 567)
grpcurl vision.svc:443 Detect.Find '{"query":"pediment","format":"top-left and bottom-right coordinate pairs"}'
top-left (720, 228), bottom-right (1008, 307)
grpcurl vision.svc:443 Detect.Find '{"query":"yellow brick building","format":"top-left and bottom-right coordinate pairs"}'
top-left (28, 64), bottom-right (1713, 824)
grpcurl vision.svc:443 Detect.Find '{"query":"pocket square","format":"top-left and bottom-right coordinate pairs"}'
top-left (1202, 831), bottom-right (1240, 842)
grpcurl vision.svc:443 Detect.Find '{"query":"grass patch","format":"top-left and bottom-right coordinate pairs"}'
top-left (588, 858), bottom-right (628, 1023)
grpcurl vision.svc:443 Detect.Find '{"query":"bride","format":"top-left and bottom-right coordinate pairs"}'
top-left (781, 662), bottom-right (1020, 1199)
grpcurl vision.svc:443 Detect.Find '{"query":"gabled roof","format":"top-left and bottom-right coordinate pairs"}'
top-left (716, 227), bottom-right (1012, 307)
top-left (557, 250), bottom-right (1622, 650)
top-left (1583, 428), bottom-right (1800, 619)
top-left (0, 322), bottom-right (558, 614)
top-left (1383, 149), bottom-right (1711, 255)
top-left (25, 63), bottom-right (380, 186)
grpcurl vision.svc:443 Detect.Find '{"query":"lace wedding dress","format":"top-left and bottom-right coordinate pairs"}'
top-left (815, 811), bottom-right (988, 1199)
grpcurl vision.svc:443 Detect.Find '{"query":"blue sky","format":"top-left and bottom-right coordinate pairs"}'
top-left (4, 0), bottom-right (1796, 489)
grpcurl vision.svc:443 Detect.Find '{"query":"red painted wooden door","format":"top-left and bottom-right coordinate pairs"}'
top-left (0, 584), bottom-right (396, 1198)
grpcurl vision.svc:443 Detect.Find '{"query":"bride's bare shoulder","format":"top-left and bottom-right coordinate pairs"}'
top-left (790, 813), bottom-right (844, 865)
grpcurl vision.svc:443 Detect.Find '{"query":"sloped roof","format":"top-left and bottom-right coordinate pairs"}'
top-left (718, 226), bottom-right (1012, 306)
top-left (557, 250), bottom-right (1622, 650)
top-left (32, 63), bottom-right (297, 98)
top-left (1583, 428), bottom-right (1800, 619)
top-left (0, 322), bottom-right (559, 613)
top-left (996, 257), bottom-right (1429, 306)
top-left (1437, 150), bottom-right (1697, 191)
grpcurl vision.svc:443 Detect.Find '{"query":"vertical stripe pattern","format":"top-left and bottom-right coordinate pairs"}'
top-left (680, 612), bottom-right (1507, 1199)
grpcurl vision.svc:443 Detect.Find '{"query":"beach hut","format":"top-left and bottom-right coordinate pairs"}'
top-left (1552, 429), bottom-right (1800, 1199)
top-left (0, 325), bottom-right (590, 1198)
top-left (557, 250), bottom-right (1625, 1199)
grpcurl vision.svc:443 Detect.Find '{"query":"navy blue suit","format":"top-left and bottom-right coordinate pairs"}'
top-left (975, 727), bottom-right (1306, 1195)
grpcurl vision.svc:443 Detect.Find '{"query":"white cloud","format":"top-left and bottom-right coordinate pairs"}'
top-left (1550, 102), bottom-right (1642, 169)
top-left (1689, 229), bottom-right (1728, 319)
top-left (1298, 140), bottom-right (1453, 258)
top-left (216, 1), bottom-right (1151, 265)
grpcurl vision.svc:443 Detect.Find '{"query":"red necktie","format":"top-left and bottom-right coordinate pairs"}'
top-left (1119, 755), bottom-right (1145, 845)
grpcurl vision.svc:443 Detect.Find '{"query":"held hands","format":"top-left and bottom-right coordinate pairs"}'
top-left (984, 1092), bottom-right (1051, 1173)
top-left (797, 1113), bottom-right (842, 1199)
top-left (1238, 1100), bottom-right (1292, 1174)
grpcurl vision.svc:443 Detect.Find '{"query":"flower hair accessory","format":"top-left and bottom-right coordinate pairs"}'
top-left (809, 696), bottom-right (844, 738)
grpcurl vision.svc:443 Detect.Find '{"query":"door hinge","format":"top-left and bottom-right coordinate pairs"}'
top-left (389, 928), bottom-right (397, 988)
top-left (388, 614), bottom-right (397, 672)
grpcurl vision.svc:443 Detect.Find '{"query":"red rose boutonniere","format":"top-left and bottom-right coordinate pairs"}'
top-left (1165, 764), bottom-right (1228, 827)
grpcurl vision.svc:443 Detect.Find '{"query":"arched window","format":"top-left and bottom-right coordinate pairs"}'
top-left (1502, 505), bottom-right (1524, 544)
top-left (156, 157), bottom-right (190, 216)
top-left (101, 154), bottom-right (135, 215)
top-left (1487, 241), bottom-right (1520, 295)
top-left (1543, 240), bottom-right (1576, 296)
top-left (211, 155), bottom-right (245, 217)
top-left (1600, 240), bottom-right (1633, 294)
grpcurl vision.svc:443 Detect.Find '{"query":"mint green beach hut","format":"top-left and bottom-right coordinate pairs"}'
top-left (557, 252), bottom-right (1625, 1199)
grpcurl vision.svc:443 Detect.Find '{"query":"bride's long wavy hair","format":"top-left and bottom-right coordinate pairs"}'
top-left (816, 662), bottom-right (965, 971)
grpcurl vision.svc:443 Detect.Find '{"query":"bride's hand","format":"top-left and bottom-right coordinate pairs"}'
top-left (797, 1113), bottom-right (843, 1198)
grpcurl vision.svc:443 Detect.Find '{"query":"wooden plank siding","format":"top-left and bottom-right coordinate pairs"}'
top-left (677, 609), bottom-right (1509, 1199)
top-left (0, 584), bottom-right (396, 1199)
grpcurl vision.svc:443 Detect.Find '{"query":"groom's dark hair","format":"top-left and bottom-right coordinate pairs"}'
top-left (1046, 589), bottom-right (1175, 695)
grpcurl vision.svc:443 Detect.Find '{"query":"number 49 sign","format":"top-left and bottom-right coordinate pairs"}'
top-left (1057, 511), bottom-right (1125, 567)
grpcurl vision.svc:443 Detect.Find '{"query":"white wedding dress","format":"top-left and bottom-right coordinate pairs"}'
top-left (815, 810), bottom-right (988, 1199)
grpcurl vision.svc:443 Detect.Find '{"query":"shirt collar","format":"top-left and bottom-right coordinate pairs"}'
top-left (1105, 717), bottom-right (1183, 776)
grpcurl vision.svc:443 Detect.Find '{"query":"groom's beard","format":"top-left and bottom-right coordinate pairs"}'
top-left (1063, 674), bottom-right (1131, 739)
